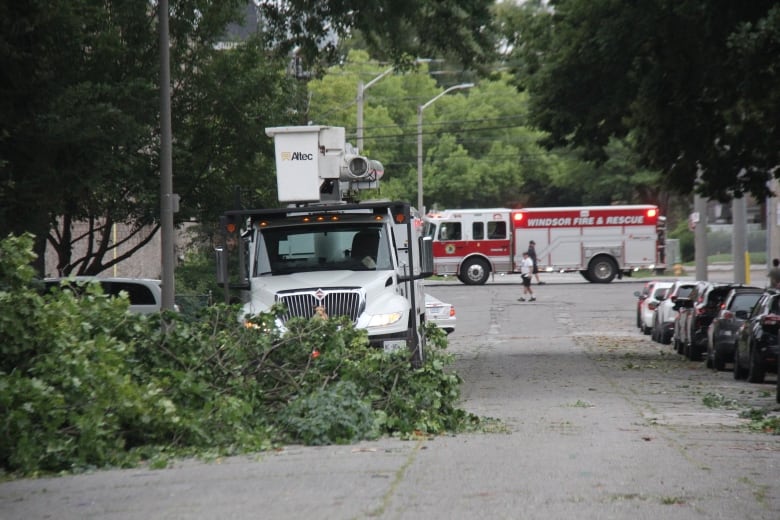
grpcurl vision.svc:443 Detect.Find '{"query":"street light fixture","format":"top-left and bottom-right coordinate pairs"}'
top-left (356, 66), bottom-right (394, 152)
top-left (356, 59), bottom-right (432, 152)
top-left (417, 83), bottom-right (475, 212)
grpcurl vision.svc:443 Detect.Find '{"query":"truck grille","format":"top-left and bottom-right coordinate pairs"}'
top-left (276, 288), bottom-right (364, 324)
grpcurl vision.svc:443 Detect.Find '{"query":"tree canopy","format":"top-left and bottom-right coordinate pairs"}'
top-left (257, 0), bottom-right (497, 71)
top-left (1, 0), bottom-right (496, 276)
top-left (498, 0), bottom-right (780, 201)
top-left (307, 51), bottom-right (652, 211)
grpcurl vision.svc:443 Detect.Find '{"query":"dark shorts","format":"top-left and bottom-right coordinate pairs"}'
top-left (533, 265), bottom-right (539, 274)
top-left (522, 275), bottom-right (531, 287)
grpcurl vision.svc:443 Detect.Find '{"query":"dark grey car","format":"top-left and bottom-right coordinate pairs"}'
top-left (707, 286), bottom-right (763, 371)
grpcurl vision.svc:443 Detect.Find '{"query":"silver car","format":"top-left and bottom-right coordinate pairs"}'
top-left (425, 294), bottom-right (456, 334)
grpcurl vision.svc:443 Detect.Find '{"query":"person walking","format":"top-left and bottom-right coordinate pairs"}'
top-left (527, 240), bottom-right (544, 284)
top-left (768, 258), bottom-right (780, 288)
top-left (518, 251), bottom-right (536, 301)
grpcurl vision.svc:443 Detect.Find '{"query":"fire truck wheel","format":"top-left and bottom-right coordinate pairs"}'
top-left (460, 258), bottom-right (490, 285)
top-left (587, 256), bottom-right (617, 283)
top-left (580, 270), bottom-right (593, 282)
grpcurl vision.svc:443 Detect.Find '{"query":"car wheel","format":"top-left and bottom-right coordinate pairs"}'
top-left (712, 346), bottom-right (726, 371)
top-left (747, 342), bottom-right (766, 383)
top-left (662, 328), bottom-right (672, 345)
top-left (642, 322), bottom-right (651, 335)
top-left (777, 354), bottom-right (780, 403)
top-left (734, 347), bottom-right (748, 380)
top-left (459, 258), bottom-right (490, 285)
top-left (688, 339), bottom-right (702, 361)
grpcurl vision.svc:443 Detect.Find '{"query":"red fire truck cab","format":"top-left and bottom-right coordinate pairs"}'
top-left (424, 205), bottom-right (666, 284)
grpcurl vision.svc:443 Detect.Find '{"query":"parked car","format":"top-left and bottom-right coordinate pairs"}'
top-left (44, 277), bottom-right (166, 314)
top-left (707, 286), bottom-right (763, 371)
top-left (634, 281), bottom-right (652, 329)
top-left (652, 281), bottom-right (696, 344)
top-left (636, 281), bottom-right (672, 335)
top-left (425, 294), bottom-right (456, 334)
top-left (679, 282), bottom-right (734, 361)
top-left (734, 289), bottom-right (780, 383)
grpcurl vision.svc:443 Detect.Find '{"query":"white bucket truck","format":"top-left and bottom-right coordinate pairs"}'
top-left (216, 126), bottom-right (433, 364)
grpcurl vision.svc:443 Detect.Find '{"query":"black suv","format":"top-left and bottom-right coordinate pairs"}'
top-left (681, 283), bottom-right (735, 361)
top-left (707, 286), bottom-right (763, 371)
top-left (734, 289), bottom-right (780, 383)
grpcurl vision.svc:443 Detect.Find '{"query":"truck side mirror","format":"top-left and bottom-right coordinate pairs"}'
top-left (419, 235), bottom-right (434, 277)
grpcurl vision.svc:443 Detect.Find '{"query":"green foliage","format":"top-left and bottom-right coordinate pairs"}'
top-left (258, 0), bottom-right (496, 71)
top-left (0, 1), bottom-right (299, 276)
top-left (669, 219), bottom-right (695, 263)
top-left (281, 381), bottom-right (378, 445)
top-left (0, 235), bottom-right (476, 476)
top-left (504, 0), bottom-right (780, 202)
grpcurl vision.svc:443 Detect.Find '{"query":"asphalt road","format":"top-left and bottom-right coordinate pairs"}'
top-left (2, 269), bottom-right (779, 519)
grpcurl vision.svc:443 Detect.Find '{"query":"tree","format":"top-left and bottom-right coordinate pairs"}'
top-left (499, 0), bottom-right (780, 201)
top-left (308, 53), bottom-right (596, 210)
top-left (257, 0), bottom-right (497, 72)
top-left (0, 1), bottom-right (297, 275)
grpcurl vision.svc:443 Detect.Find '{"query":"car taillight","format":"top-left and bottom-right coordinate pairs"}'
top-left (722, 310), bottom-right (733, 320)
top-left (648, 302), bottom-right (658, 310)
top-left (449, 307), bottom-right (456, 317)
top-left (696, 307), bottom-right (707, 315)
top-left (761, 315), bottom-right (780, 327)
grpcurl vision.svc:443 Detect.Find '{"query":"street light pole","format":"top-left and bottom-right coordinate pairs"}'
top-left (417, 83), bottom-right (474, 212)
top-left (357, 59), bottom-right (432, 152)
top-left (356, 66), bottom-right (394, 152)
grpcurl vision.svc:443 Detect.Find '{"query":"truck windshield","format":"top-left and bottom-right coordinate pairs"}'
top-left (423, 221), bottom-right (437, 238)
top-left (254, 223), bottom-right (393, 275)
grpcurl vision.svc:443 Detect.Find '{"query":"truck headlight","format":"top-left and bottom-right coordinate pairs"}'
top-left (367, 311), bottom-right (403, 327)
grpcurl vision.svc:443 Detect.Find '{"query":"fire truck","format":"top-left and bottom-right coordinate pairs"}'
top-left (424, 205), bottom-right (666, 284)
top-left (216, 126), bottom-right (433, 364)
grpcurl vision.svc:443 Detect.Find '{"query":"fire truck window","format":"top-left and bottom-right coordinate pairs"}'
top-left (473, 222), bottom-right (484, 240)
top-left (487, 221), bottom-right (506, 239)
top-left (439, 223), bottom-right (461, 241)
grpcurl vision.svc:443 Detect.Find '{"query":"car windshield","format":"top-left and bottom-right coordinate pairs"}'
top-left (254, 223), bottom-right (393, 275)
top-left (732, 293), bottom-right (761, 313)
top-left (676, 286), bottom-right (694, 298)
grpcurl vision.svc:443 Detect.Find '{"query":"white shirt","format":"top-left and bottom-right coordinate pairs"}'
top-left (520, 256), bottom-right (533, 276)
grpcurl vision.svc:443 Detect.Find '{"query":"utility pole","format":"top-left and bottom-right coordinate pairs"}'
top-left (694, 170), bottom-right (708, 281)
top-left (767, 178), bottom-right (780, 270)
top-left (159, 0), bottom-right (176, 310)
top-left (732, 195), bottom-right (747, 284)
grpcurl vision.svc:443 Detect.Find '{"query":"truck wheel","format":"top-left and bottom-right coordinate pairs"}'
top-left (580, 270), bottom-right (592, 282)
top-left (459, 258), bottom-right (490, 285)
top-left (587, 256), bottom-right (617, 283)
